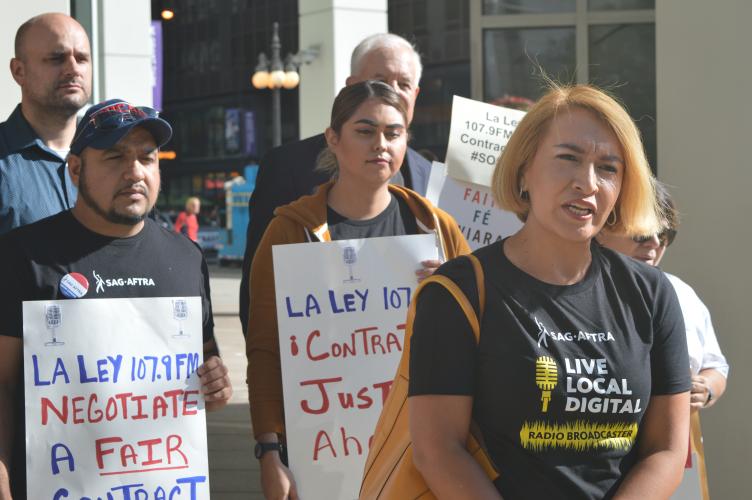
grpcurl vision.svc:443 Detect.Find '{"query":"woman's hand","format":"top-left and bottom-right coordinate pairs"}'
top-left (416, 259), bottom-right (443, 282)
top-left (260, 451), bottom-right (299, 500)
top-left (690, 374), bottom-right (711, 412)
top-left (690, 369), bottom-right (726, 411)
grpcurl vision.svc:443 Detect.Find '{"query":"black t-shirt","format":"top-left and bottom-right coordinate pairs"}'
top-left (409, 240), bottom-right (690, 500)
top-left (327, 193), bottom-right (419, 240)
top-left (0, 211), bottom-right (214, 498)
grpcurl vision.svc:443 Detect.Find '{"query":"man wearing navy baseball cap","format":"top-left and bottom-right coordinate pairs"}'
top-left (66, 99), bottom-right (173, 231)
top-left (0, 99), bottom-right (232, 497)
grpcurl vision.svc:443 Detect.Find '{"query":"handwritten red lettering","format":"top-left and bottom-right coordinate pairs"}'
top-left (163, 389), bottom-right (184, 418)
top-left (71, 396), bottom-right (85, 424)
top-left (96, 436), bottom-right (123, 469)
top-left (166, 434), bottom-right (188, 465)
top-left (96, 434), bottom-right (188, 472)
top-left (311, 427), bottom-right (374, 461)
top-left (132, 394), bottom-right (148, 419)
top-left (304, 324), bottom-right (404, 362)
top-left (300, 377), bottom-right (342, 414)
top-left (373, 380), bottom-right (393, 405)
top-left (313, 430), bottom-right (336, 461)
top-left (356, 387), bottom-right (373, 409)
top-left (299, 378), bottom-right (395, 415)
top-left (40, 389), bottom-right (202, 424)
top-left (182, 390), bottom-right (199, 416)
top-left (341, 427), bottom-right (362, 457)
top-left (306, 330), bottom-right (329, 361)
top-left (120, 444), bottom-right (137, 467)
top-left (138, 438), bottom-right (163, 466)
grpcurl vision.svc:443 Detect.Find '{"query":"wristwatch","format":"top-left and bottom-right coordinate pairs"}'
top-left (254, 441), bottom-right (283, 459)
top-left (704, 387), bottom-right (714, 407)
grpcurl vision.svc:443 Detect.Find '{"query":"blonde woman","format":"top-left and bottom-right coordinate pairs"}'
top-left (174, 196), bottom-right (200, 242)
top-left (246, 80), bottom-right (469, 499)
top-left (408, 85), bottom-right (690, 499)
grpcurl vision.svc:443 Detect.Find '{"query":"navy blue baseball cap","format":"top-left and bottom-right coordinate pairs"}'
top-left (70, 99), bottom-right (172, 155)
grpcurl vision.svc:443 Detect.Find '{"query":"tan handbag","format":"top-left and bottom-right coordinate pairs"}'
top-left (360, 254), bottom-right (499, 499)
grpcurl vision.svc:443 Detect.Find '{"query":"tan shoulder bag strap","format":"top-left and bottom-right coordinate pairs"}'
top-left (416, 275), bottom-right (480, 337)
top-left (466, 254), bottom-right (485, 328)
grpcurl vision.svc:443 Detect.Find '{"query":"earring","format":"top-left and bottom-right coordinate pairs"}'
top-left (606, 208), bottom-right (618, 226)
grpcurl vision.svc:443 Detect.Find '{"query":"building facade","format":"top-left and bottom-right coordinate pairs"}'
top-left (157, 0), bottom-right (299, 224)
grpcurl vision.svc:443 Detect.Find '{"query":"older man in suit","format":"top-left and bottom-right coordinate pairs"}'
top-left (239, 33), bottom-right (430, 334)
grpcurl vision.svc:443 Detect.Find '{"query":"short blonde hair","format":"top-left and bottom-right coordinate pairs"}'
top-left (185, 196), bottom-right (200, 211)
top-left (492, 83), bottom-right (660, 236)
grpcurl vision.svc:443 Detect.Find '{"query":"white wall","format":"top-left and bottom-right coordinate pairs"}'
top-left (0, 0), bottom-right (70, 118)
top-left (298, 0), bottom-right (388, 139)
top-left (0, 0), bottom-right (153, 119)
top-left (656, 1), bottom-right (752, 498)
top-left (97, 0), bottom-right (153, 106)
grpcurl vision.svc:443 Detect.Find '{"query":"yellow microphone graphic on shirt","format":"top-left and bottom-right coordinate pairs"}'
top-left (535, 356), bottom-right (558, 412)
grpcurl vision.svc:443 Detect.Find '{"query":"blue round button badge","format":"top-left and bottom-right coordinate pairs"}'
top-left (59, 272), bottom-right (89, 298)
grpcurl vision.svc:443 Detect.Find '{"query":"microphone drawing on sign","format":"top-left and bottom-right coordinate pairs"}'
top-left (172, 299), bottom-right (189, 338)
top-left (343, 246), bottom-right (360, 283)
top-left (44, 304), bottom-right (64, 346)
top-left (536, 356), bottom-right (558, 412)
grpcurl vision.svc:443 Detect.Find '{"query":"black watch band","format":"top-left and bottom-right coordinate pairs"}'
top-left (254, 441), bottom-right (283, 459)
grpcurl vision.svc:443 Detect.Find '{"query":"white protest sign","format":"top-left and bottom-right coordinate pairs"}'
top-left (23, 297), bottom-right (209, 499)
top-left (426, 161), bottom-right (522, 250)
top-left (273, 234), bottom-right (438, 500)
top-left (446, 95), bottom-right (526, 187)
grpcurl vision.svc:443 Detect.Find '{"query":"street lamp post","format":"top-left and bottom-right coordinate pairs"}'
top-left (252, 22), bottom-right (319, 147)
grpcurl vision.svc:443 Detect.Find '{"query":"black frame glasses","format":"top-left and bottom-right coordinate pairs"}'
top-left (632, 228), bottom-right (677, 247)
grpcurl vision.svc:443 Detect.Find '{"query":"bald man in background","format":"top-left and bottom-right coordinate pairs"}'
top-left (0, 13), bottom-right (92, 498)
top-left (0, 13), bottom-right (92, 235)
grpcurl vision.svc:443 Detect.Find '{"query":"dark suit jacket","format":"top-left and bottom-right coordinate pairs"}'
top-left (238, 133), bottom-right (431, 333)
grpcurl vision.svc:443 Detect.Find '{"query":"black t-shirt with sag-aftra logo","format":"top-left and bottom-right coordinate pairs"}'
top-left (409, 240), bottom-right (690, 500)
top-left (0, 210), bottom-right (214, 499)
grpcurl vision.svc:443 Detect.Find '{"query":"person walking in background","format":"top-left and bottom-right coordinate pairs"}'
top-left (174, 196), bottom-right (201, 242)
top-left (597, 181), bottom-right (728, 411)
top-left (239, 32), bottom-right (431, 336)
top-left (0, 13), bottom-right (92, 234)
top-left (246, 81), bottom-right (469, 500)
top-left (407, 84), bottom-right (690, 499)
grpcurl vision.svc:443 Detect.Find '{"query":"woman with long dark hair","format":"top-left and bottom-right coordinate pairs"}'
top-left (246, 80), bottom-right (469, 499)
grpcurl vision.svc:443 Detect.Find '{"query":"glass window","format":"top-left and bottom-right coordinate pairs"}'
top-left (483, 27), bottom-right (576, 103)
top-left (588, 0), bottom-right (654, 11)
top-left (589, 23), bottom-right (656, 168)
top-left (412, 62), bottom-right (471, 160)
top-left (482, 0), bottom-right (575, 15)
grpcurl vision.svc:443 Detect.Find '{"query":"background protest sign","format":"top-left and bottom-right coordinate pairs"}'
top-left (23, 297), bottom-right (209, 499)
top-left (273, 234), bottom-right (437, 500)
top-left (426, 161), bottom-right (522, 250)
top-left (445, 95), bottom-right (526, 187)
